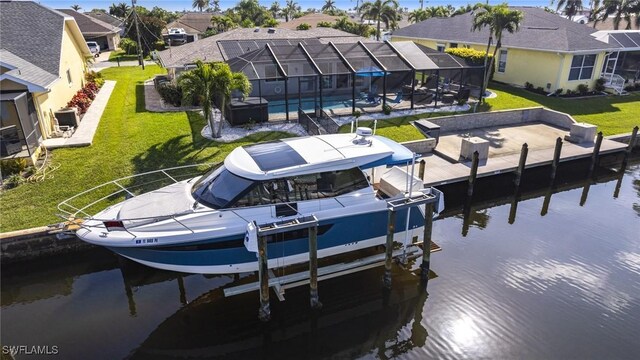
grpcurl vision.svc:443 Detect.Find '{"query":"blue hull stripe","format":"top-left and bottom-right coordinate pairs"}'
top-left (109, 208), bottom-right (424, 267)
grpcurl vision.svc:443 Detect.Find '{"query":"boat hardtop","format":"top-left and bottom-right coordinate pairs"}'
top-left (225, 132), bottom-right (414, 180)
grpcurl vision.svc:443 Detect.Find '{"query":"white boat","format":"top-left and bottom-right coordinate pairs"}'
top-left (61, 129), bottom-right (443, 274)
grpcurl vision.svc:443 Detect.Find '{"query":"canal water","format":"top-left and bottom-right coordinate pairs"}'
top-left (2, 162), bottom-right (639, 360)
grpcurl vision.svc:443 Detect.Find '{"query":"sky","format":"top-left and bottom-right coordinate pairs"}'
top-left (40, 0), bottom-right (553, 13)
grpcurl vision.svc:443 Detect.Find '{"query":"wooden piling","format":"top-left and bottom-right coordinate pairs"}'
top-left (308, 225), bottom-right (321, 309)
top-left (621, 126), bottom-right (638, 169)
top-left (383, 210), bottom-right (397, 289)
top-left (467, 151), bottom-right (480, 198)
top-left (514, 143), bottom-right (528, 188)
top-left (588, 132), bottom-right (603, 177)
top-left (257, 234), bottom-right (270, 322)
top-left (550, 137), bottom-right (563, 182)
top-left (420, 203), bottom-right (434, 283)
top-left (419, 159), bottom-right (426, 181)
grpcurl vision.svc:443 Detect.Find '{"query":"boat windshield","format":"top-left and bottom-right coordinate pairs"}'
top-left (191, 165), bottom-right (254, 209)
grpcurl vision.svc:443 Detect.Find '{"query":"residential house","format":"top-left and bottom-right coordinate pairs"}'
top-left (391, 7), bottom-right (625, 94)
top-left (162, 12), bottom-right (217, 44)
top-left (58, 9), bottom-right (121, 51)
top-left (85, 11), bottom-right (125, 36)
top-left (157, 27), bottom-right (367, 79)
top-left (0, 1), bottom-right (91, 163)
top-left (587, 15), bottom-right (638, 31)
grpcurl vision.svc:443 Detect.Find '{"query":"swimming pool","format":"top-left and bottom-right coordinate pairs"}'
top-left (268, 95), bottom-right (353, 114)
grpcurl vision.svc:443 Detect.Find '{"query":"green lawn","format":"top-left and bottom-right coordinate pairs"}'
top-left (339, 83), bottom-right (640, 142)
top-left (0, 65), bottom-right (290, 232)
top-left (108, 50), bottom-right (150, 62)
top-left (482, 83), bottom-right (640, 136)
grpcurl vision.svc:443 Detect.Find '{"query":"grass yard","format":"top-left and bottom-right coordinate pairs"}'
top-left (0, 65), bottom-right (290, 232)
top-left (339, 82), bottom-right (640, 141)
top-left (108, 50), bottom-right (150, 62)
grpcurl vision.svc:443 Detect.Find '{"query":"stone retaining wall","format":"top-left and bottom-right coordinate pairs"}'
top-left (1, 227), bottom-right (92, 265)
top-left (401, 138), bottom-right (437, 154)
top-left (424, 107), bottom-right (577, 133)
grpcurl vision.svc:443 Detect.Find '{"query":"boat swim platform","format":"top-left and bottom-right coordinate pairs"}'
top-left (421, 123), bottom-right (627, 187)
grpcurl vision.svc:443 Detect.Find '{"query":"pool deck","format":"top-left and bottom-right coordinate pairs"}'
top-left (420, 123), bottom-right (628, 187)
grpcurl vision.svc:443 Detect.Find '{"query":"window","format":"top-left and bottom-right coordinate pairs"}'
top-left (450, 43), bottom-right (458, 48)
top-left (336, 74), bottom-right (350, 88)
top-left (66, 69), bottom-right (72, 85)
top-left (322, 76), bottom-right (332, 89)
top-left (436, 44), bottom-right (445, 52)
top-left (191, 165), bottom-right (254, 209)
top-left (498, 50), bottom-right (508, 73)
top-left (568, 54), bottom-right (596, 81)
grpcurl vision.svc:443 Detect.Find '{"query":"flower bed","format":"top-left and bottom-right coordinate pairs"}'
top-left (66, 71), bottom-right (104, 115)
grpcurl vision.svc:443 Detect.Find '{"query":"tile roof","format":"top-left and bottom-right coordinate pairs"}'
top-left (278, 13), bottom-right (340, 30)
top-left (392, 6), bottom-right (620, 52)
top-left (157, 27), bottom-right (363, 68)
top-left (164, 12), bottom-right (215, 34)
top-left (58, 9), bottom-right (120, 35)
top-left (85, 11), bottom-right (124, 29)
top-left (0, 49), bottom-right (59, 90)
top-left (0, 1), bottom-right (66, 75)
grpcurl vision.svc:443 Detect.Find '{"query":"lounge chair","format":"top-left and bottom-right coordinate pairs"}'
top-left (414, 92), bottom-right (434, 105)
top-left (367, 93), bottom-right (381, 104)
top-left (386, 92), bottom-right (402, 104)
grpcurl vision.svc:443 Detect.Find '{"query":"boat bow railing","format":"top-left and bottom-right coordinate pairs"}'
top-left (58, 163), bottom-right (215, 221)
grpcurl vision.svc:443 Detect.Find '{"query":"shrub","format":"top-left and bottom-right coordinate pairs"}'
top-left (524, 82), bottom-right (534, 90)
top-left (624, 84), bottom-right (636, 92)
top-left (85, 70), bottom-right (102, 83)
top-left (445, 47), bottom-right (494, 79)
top-left (566, 89), bottom-right (573, 95)
top-left (317, 21), bottom-right (334, 27)
top-left (576, 83), bottom-right (589, 95)
top-left (536, 86), bottom-right (545, 94)
top-left (157, 83), bottom-right (182, 107)
top-left (154, 40), bottom-right (166, 51)
top-left (3, 173), bottom-right (24, 189)
top-left (1, 159), bottom-right (27, 177)
top-left (67, 92), bottom-right (91, 114)
top-left (296, 23), bottom-right (311, 30)
top-left (240, 19), bottom-right (255, 28)
top-left (263, 18), bottom-right (279, 27)
top-left (555, 88), bottom-right (563, 95)
top-left (594, 78), bottom-right (606, 92)
top-left (352, 110), bottom-right (361, 118)
top-left (119, 38), bottom-right (137, 55)
top-left (382, 103), bottom-right (392, 115)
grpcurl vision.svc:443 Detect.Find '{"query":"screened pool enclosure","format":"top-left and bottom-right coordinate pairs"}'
top-left (221, 40), bottom-right (484, 122)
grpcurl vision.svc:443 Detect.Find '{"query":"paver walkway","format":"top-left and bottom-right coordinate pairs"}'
top-left (42, 80), bottom-right (116, 149)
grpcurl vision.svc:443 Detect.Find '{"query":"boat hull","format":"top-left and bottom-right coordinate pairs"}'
top-left (106, 208), bottom-right (426, 274)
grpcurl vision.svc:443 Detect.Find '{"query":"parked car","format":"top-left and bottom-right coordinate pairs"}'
top-left (87, 41), bottom-right (100, 57)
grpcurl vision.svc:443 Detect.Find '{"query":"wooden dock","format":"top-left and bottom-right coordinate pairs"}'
top-left (420, 123), bottom-right (628, 187)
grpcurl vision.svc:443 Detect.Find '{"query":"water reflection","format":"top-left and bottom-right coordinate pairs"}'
top-left (130, 266), bottom-right (432, 360)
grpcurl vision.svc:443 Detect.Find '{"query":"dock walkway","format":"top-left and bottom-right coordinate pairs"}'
top-left (421, 123), bottom-right (627, 187)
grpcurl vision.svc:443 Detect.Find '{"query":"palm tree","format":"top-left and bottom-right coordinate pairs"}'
top-left (180, 61), bottom-right (252, 138)
top-left (192, 0), bottom-right (209, 12)
top-left (600, 0), bottom-right (640, 29)
top-left (322, 0), bottom-right (337, 13)
top-left (70, 4), bottom-right (81, 11)
top-left (359, 0), bottom-right (400, 41)
top-left (109, 2), bottom-right (130, 18)
top-left (269, 1), bottom-right (281, 18)
top-left (351, 0), bottom-right (361, 14)
top-left (211, 0), bottom-right (221, 13)
top-left (408, 9), bottom-right (428, 23)
top-left (283, 0), bottom-right (301, 22)
top-left (472, 4), bottom-right (524, 103)
top-left (211, 15), bottom-right (237, 32)
top-left (551, 0), bottom-right (583, 20)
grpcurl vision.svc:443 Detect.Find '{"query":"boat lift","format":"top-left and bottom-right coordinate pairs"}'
top-left (223, 188), bottom-right (441, 322)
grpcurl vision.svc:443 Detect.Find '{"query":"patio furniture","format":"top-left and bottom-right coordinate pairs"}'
top-left (441, 93), bottom-right (455, 105)
top-left (457, 88), bottom-right (471, 103)
top-left (367, 92), bottom-right (381, 104)
top-left (386, 92), bottom-right (403, 104)
top-left (414, 92), bottom-right (434, 105)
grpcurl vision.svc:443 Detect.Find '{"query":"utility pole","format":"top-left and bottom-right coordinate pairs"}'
top-left (132, 0), bottom-right (145, 69)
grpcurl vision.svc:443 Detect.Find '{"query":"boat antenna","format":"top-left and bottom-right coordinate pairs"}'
top-left (373, 119), bottom-right (378, 135)
top-left (350, 120), bottom-right (354, 134)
